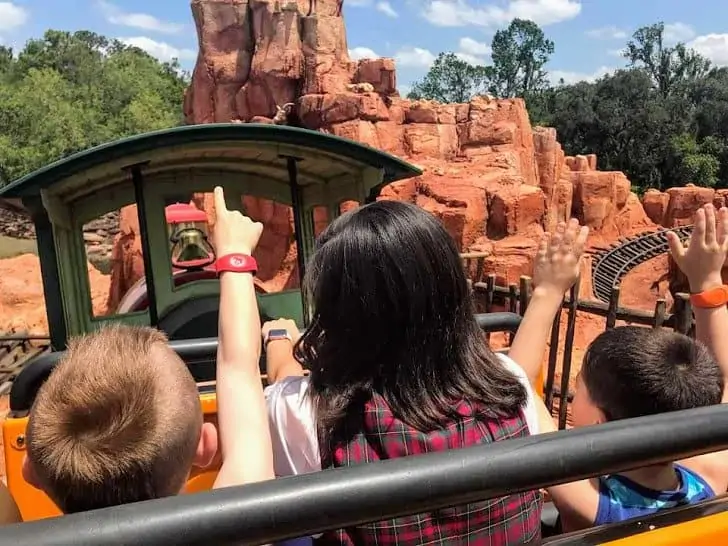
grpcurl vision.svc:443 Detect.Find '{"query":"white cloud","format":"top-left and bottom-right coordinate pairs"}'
top-left (395, 46), bottom-right (437, 68)
top-left (663, 22), bottom-right (695, 44)
top-left (456, 52), bottom-right (486, 65)
top-left (422, 0), bottom-right (581, 28)
top-left (0, 2), bottom-right (27, 31)
top-left (346, 0), bottom-right (398, 17)
top-left (550, 65), bottom-right (612, 85)
top-left (119, 37), bottom-right (196, 62)
top-left (456, 37), bottom-right (491, 65)
top-left (97, 1), bottom-right (183, 34)
top-left (688, 34), bottom-right (728, 66)
top-left (607, 48), bottom-right (625, 57)
top-left (586, 26), bottom-right (627, 40)
top-left (459, 37), bottom-right (492, 56)
top-left (376, 1), bottom-right (398, 17)
top-left (349, 46), bottom-right (379, 60)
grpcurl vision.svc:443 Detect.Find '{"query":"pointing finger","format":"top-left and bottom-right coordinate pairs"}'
top-left (213, 186), bottom-right (228, 215)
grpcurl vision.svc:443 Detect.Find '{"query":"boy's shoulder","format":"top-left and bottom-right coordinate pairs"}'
top-left (594, 465), bottom-right (715, 527)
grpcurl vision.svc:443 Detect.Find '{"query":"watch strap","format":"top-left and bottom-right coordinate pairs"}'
top-left (264, 328), bottom-right (292, 348)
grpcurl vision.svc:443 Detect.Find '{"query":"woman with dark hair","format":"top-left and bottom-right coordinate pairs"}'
top-left (263, 200), bottom-right (543, 545)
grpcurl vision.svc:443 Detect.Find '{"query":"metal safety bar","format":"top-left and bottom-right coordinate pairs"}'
top-left (10, 314), bottom-right (522, 412)
top-left (3, 405), bottom-right (728, 545)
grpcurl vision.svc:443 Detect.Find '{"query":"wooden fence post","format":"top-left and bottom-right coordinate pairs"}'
top-left (653, 299), bottom-right (667, 329)
top-left (673, 293), bottom-right (692, 335)
top-left (508, 284), bottom-right (518, 344)
top-left (519, 276), bottom-right (532, 316)
top-left (605, 287), bottom-right (620, 329)
top-left (544, 298), bottom-right (564, 413)
top-left (558, 276), bottom-right (580, 429)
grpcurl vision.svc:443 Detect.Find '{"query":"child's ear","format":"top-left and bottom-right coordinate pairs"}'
top-left (193, 422), bottom-right (218, 469)
top-left (593, 408), bottom-right (608, 426)
top-left (22, 456), bottom-right (42, 490)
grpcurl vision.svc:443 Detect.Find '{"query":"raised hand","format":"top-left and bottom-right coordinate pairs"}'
top-left (532, 219), bottom-right (589, 297)
top-left (667, 204), bottom-right (728, 293)
top-left (212, 186), bottom-right (263, 257)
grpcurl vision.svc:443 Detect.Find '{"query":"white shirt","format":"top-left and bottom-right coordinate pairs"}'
top-left (264, 353), bottom-right (540, 478)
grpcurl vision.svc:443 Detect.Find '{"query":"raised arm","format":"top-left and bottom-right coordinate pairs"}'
top-left (667, 204), bottom-right (728, 402)
top-left (507, 219), bottom-right (598, 532)
top-left (212, 186), bottom-right (274, 489)
top-left (509, 219), bottom-right (589, 385)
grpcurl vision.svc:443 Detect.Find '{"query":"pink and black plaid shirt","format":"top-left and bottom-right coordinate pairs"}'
top-left (315, 395), bottom-right (542, 545)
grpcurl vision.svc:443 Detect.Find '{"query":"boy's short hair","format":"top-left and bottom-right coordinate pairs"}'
top-left (26, 324), bottom-right (203, 513)
top-left (581, 326), bottom-right (723, 422)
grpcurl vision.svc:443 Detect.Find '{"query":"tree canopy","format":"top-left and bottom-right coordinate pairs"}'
top-left (3, 24), bottom-right (728, 194)
top-left (409, 20), bottom-right (727, 191)
top-left (0, 30), bottom-right (188, 185)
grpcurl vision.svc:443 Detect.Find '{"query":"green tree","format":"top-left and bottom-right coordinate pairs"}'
top-left (624, 22), bottom-right (711, 97)
top-left (408, 52), bottom-right (488, 103)
top-left (0, 46), bottom-right (13, 76)
top-left (485, 18), bottom-right (554, 98)
top-left (539, 68), bottom-right (694, 190)
top-left (0, 29), bottom-right (188, 185)
top-left (669, 134), bottom-right (723, 187)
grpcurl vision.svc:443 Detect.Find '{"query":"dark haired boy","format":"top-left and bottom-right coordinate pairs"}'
top-left (509, 205), bottom-right (728, 531)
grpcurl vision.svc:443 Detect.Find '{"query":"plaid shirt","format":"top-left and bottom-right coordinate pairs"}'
top-left (315, 395), bottom-right (542, 546)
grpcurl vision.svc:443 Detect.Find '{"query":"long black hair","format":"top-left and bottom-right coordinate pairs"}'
top-left (296, 201), bottom-right (527, 451)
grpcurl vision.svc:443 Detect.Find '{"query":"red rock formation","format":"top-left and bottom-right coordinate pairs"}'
top-left (0, 254), bottom-right (109, 334)
top-left (103, 0), bottom-right (657, 312)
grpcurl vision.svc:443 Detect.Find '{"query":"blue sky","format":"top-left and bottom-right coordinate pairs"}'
top-left (2, 0), bottom-right (728, 95)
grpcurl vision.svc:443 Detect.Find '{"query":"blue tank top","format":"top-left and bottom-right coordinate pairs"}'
top-left (595, 464), bottom-right (715, 526)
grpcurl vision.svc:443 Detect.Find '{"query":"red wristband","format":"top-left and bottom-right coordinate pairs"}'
top-left (215, 253), bottom-right (257, 276)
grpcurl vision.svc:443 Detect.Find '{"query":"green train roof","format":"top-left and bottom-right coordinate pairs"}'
top-left (0, 123), bottom-right (422, 200)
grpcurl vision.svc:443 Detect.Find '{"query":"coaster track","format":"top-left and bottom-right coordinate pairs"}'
top-left (591, 225), bottom-right (694, 303)
top-left (0, 335), bottom-right (50, 395)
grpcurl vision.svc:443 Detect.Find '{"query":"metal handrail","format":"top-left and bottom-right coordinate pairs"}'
top-left (3, 405), bottom-right (728, 545)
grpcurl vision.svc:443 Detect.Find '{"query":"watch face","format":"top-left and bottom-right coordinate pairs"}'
top-left (268, 328), bottom-right (289, 339)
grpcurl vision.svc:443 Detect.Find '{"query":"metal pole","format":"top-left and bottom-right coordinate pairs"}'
top-left (286, 156), bottom-right (307, 283)
top-left (129, 163), bottom-right (159, 326)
